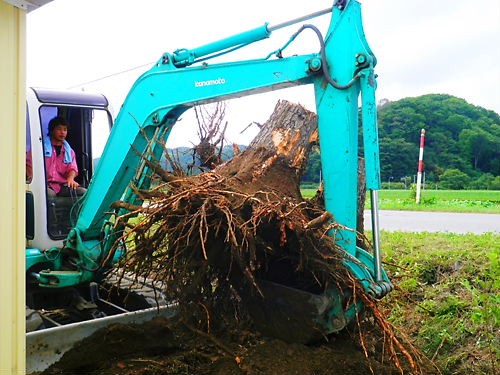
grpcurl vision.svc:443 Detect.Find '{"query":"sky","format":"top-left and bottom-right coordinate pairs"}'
top-left (26, 0), bottom-right (500, 147)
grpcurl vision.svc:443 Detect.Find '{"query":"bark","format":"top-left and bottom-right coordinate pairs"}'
top-left (214, 100), bottom-right (318, 199)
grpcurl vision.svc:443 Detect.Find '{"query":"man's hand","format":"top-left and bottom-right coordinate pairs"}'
top-left (66, 171), bottom-right (79, 189)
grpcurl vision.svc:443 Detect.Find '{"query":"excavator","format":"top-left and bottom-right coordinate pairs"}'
top-left (25, 0), bottom-right (391, 372)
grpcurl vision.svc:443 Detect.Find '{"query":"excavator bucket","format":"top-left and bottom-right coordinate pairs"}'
top-left (244, 280), bottom-right (351, 344)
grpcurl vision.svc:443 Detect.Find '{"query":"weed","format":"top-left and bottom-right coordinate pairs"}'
top-left (380, 231), bottom-right (500, 374)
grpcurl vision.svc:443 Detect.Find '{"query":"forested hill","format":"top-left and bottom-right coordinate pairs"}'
top-left (375, 94), bottom-right (499, 188)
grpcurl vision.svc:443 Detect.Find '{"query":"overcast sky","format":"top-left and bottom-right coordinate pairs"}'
top-left (26, 0), bottom-right (500, 146)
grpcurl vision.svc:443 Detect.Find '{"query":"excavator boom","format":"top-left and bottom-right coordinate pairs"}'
top-left (40, 1), bottom-right (389, 292)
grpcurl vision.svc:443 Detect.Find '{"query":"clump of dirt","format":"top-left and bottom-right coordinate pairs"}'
top-left (42, 316), bottom-right (434, 375)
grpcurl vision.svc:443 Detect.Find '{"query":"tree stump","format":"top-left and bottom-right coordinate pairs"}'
top-left (105, 99), bottom-right (423, 371)
top-left (112, 99), bottom-right (366, 335)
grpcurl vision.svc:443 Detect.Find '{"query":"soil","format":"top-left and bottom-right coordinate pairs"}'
top-left (41, 316), bottom-right (426, 375)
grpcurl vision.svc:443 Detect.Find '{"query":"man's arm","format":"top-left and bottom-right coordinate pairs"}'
top-left (66, 149), bottom-right (80, 189)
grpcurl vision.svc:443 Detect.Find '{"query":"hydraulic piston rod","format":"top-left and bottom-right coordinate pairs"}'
top-left (370, 190), bottom-right (383, 281)
top-left (172, 7), bottom-right (333, 67)
top-left (360, 66), bottom-right (384, 282)
top-left (268, 7), bottom-right (333, 32)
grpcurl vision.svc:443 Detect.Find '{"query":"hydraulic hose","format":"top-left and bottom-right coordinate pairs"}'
top-left (295, 24), bottom-right (360, 90)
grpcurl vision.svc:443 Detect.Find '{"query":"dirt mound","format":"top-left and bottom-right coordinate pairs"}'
top-left (42, 316), bottom-right (427, 375)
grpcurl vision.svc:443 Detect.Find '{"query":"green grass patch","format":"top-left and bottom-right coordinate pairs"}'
top-left (379, 231), bottom-right (500, 375)
top-left (373, 189), bottom-right (500, 213)
top-left (300, 188), bottom-right (500, 213)
top-left (301, 188), bottom-right (319, 199)
top-left (382, 189), bottom-right (500, 201)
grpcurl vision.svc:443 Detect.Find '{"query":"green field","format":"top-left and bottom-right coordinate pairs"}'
top-left (301, 188), bottom-right (500, 213)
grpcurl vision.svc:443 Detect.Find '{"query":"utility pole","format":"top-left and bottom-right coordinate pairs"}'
top-left (415, 129), bottom-right (426, 203)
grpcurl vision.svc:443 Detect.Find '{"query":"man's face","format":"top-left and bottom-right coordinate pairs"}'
top-left (52, 124), bottom-right (68, 142)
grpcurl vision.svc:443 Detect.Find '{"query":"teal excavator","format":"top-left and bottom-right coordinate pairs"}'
top-left (25, 1), bottom-right (391, 371)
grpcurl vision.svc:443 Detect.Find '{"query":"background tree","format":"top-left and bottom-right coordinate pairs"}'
top-left (192, 102), bottom-right (228, 170)
top-left (439, 169), bottom-right (471, 189)
top-left (490, 176), bottom-right (500, 190)
top-left (459, 126), bottom-right (497, 170)
top-left (301, 147), bottom-right (321, 183)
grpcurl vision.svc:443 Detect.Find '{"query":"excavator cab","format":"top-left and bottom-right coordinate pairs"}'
top-left (25, 88), bottom-right (112, 247)
top-left (25, 88), bottom-right (115, 334)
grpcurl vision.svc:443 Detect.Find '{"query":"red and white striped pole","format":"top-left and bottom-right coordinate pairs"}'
top-left (416, 128), bottom-right (426, 203)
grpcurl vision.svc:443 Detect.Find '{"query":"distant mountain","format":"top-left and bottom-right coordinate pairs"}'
top-left (164, 144), bottom-right (247, 174)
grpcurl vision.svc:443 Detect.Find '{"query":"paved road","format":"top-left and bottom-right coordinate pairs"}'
top-left (363, 210), bottom-right (500, 234)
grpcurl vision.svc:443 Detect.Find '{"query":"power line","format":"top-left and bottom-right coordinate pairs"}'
top-left (67, 61), bottom-right (155, 89)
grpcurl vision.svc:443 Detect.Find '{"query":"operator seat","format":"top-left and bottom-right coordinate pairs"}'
top-left (47, 192), bottom-right (83, 238)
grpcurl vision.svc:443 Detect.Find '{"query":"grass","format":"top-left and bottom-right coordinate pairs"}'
top-left (378, 231), bottom-right (500, 375)
top-left (370, 189), bottom-right (500, 213)
top-left (300, 188), bottom-right (500, 213)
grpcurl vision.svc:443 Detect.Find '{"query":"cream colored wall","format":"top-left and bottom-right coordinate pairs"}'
top-left (0, 2), bottom-right (26, 374)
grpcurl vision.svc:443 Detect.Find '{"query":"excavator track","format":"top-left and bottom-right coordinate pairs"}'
top-left (27, 273), bottom-right (167, 330)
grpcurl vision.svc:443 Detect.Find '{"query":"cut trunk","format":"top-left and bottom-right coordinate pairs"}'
top-left (214, 99), bottom-right (319, 199)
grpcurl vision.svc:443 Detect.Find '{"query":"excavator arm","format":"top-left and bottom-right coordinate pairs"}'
top-left (37, 0), bottom-right (391, 329)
